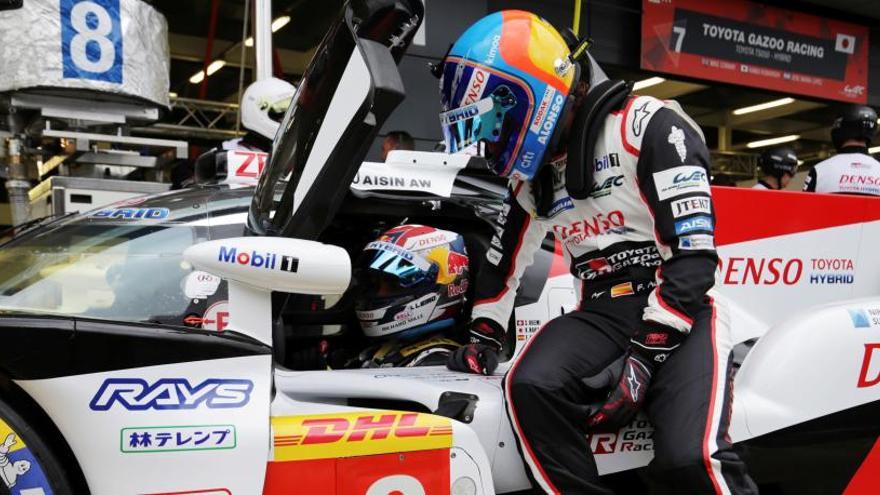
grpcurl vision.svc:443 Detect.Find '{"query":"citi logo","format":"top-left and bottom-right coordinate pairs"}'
top-left (89, 378), bottom-right (254, 411)
top-left (218, 246), bottom-right (298, 272)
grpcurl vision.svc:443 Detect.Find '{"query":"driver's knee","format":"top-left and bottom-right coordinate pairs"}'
top-left (646, 458), bottom-right (721, 494)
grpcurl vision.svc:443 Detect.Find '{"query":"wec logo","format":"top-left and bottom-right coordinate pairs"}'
top-left (673, 171), bottom-right (706, 184)
top-left (89, 378), bottom-right (254, 411)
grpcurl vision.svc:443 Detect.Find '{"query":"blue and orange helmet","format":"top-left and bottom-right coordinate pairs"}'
top-left (438, 11), bottom-right (576, 180)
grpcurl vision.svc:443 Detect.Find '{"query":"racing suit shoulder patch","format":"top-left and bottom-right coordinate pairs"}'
top-left (621, 96), bottom-right (665, 157)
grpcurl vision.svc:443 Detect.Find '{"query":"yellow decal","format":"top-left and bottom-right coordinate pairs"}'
top-left (272, 411), bottom-right (453, 461)
top-left (0, 417), bottom-right (26, 454)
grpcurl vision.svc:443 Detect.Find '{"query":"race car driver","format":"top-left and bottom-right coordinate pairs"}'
top-left (192, 77), bottom-right (296, 184)
top-left (803, 105), bottom-right (880, 195)
top-left (437, 11), bottom-right (757, 494)
top-left (288, 224), bottom-right (469, 369)
top-left (349, 224), bottom-right (469, 367)
top-left (753, 146), bottom-right (798, 190)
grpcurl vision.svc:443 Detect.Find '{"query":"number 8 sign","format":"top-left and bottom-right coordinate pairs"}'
top-left (60, 0), bottom-right (123, 83)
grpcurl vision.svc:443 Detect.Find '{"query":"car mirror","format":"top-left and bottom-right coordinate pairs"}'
top-left (183, 237), bottom-right (350, 295)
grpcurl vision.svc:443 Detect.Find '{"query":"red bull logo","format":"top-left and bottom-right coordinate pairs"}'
top-left (447, 251), bottom-right (468, 276)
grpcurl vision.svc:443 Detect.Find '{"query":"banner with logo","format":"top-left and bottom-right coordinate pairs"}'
top-left (641, 0), bottom-right (869, 103)
top-left (0, 0), bottom-right (170, 108)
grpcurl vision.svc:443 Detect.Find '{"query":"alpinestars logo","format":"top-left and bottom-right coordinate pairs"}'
top-left (90, 378), bottom-right (254, 411)
top-left (631, 101), bottom-right (651, 136)
top-left (626, 362), bottom-right (642, 402)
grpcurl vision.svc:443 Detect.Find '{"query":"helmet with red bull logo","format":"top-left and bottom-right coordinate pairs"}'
top-left (354, 225), bottom-right (469, 339)
top-left (437, 11), bottom-right (576, 180)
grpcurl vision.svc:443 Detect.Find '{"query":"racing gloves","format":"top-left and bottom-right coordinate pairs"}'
top-left (446, 318), bottom-right (505, 375)
top-left (583, 323), bottom-right (685, 431)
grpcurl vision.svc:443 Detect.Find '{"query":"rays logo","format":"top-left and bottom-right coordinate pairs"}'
top-left (89, 378), bottom-right (254, 411)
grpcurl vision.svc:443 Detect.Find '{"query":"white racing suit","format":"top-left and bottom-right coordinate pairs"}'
top-left (803, 146), bottom-right (880, 195)
top-left (473, 95), bottom-right (757, 494)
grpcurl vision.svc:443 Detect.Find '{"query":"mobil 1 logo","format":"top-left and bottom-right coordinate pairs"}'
top-left (670, 196), bottom-right (711, 218)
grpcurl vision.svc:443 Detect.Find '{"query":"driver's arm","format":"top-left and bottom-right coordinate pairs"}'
top-left (470, 180), bottom-right (549, 346)
top-left (636, 107), bottom-right (718, 336)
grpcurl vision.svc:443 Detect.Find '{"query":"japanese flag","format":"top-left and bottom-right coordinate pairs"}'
top-left (835, 33), bottom-right (856, 54)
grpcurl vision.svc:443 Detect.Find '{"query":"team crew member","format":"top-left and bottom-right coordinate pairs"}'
top-left (804, 105), bottom-right (880, 195)
top-left (438, 12), bottom-right (756, 494)
top-left (193, 78), bottom-right (296, 184)
top-left (381, 130), bottom-right (416, 160)
top-left (226, 77), bottom-right (296, 151)
top-left (753, 147), bottom-right (797, 190)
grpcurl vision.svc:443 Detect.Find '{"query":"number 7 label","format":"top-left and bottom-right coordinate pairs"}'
top-left (60, 0), bottom-right (123, 83)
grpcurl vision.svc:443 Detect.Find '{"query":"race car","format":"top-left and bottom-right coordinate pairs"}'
top-left (1, 1), bottom-right (880, 494)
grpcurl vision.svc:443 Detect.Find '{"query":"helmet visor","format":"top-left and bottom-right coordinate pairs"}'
top-left (439, 85), bottom-right (517, 154)
top-left (359, 241), bottom-right (435, 288)
top-left (267, 95), bottom-right (293, 123)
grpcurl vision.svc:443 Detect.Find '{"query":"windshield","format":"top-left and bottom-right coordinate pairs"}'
top-left (0, 188), bottom-right (248, 326)
top-left (0, 223), bottom-right (200, 322)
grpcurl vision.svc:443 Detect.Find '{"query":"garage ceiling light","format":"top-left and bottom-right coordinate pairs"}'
top-left (632, 77), bottom-right (665, 91)
top-left (869, 146), bottom-right (880, 154)
top-left (733, 97), bottom-right (795, 116)
top-left (206, 60), bottom-right (226, 75)
top-left (188, 60), bottom-right (227, 84)
top-left (244, 16), bottom-right (291, 47)
top-left (746, 134), bottom-right (800, 149)
top-left (271, 15), bottom-right (291, 32)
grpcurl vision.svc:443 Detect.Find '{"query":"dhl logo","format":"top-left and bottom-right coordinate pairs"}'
top-left (271, 411), bottom-right (453, 461)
